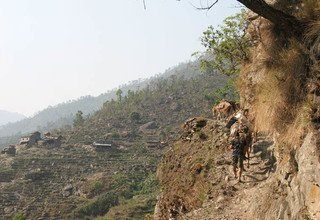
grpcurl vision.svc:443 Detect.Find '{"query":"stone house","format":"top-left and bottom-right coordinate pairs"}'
top-left (19, 131), bottom-right (62, 148)
top-left (1, 145), bottom-right (16, 156)
top-left (19, 131), bottom-right (41, 146)
top-left (38, 134), bottom-right (62, 148)
top-left (92, 141), bottom-right (113, 151)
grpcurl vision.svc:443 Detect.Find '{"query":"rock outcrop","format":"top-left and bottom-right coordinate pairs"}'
top-left (249, 131), bottom-right (320, 219)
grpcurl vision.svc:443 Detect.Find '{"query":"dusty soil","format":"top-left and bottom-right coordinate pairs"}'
top-left (185, 135), bottom-right (275, 220)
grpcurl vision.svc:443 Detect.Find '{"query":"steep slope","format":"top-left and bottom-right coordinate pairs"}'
top-left (0, 110), bottom-right (25, 126)
top-left (155, 1), bottom-right (320, 219)
top-left (154, 118), bottom-right (275, 220)
top-left (67, 73), bottom-right (229, 146)
top-left (0, 60), bottom-right (214, 147)
top-left (0, 143), bottom-right (159, 219)
top-left (0, 72), bottom-right (229, 219)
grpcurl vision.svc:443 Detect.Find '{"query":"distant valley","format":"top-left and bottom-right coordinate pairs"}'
top-left (0, 60), bottom-right (222, 148)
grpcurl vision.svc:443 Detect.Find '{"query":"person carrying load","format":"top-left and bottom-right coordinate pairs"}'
top-left (230, 131), bottom-right (247, 182)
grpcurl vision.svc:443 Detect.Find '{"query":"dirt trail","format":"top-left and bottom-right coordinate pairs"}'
top-left (185, 134), bottom-right (275, 220)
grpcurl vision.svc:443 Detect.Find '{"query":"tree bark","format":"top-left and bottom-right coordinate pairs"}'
top-left (237, 0), bottom-right (306, 38)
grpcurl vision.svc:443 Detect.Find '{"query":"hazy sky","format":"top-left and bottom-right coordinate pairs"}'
top-left (0, 0), bottom-right (240, 116)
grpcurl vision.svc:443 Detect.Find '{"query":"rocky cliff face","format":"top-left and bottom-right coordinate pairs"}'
top-left (257, 131), bottom-right (320, 219)
top-left (238, 3), bottom-right (320, 218)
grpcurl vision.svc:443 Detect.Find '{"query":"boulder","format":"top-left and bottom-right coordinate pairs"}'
top-left (3, 206), bottom-right (14, 214)
top-left (62, 184), bottom-right (73, 197)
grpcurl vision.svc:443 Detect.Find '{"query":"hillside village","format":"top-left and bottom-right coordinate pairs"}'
top-left (1, 132), bottom-right (61, 157)
top-left (1, 125), bottom-right (168, 158)
top-left (0, 72), bottom-right (229, 219)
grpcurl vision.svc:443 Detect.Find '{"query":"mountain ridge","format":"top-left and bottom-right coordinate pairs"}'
top-left (0, 110), bottom-right (26, 127)
top-left (0, 60), bottom-right (205, 142)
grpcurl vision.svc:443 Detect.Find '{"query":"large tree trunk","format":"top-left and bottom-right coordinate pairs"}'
top-left (237, 0), bottom-right (306, 38)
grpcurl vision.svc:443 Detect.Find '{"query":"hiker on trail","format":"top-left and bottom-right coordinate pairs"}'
top-left (230, 131), bottom-right (246, 182)
top-left (227, 109), bottom-right (255, 169)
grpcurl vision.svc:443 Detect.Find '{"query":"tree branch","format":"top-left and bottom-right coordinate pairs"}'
top-left (236, 0), bottom-right (305, 38)
top-left (196, 0), bottom-right (218, 10)
top-left (190, 0), bottom-right (306, 38)
top-left (143, 0), bottom-right (147, 9)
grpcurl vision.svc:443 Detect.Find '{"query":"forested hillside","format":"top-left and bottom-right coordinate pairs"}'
top-left (0, 60), bottom-right (210, 148)
top-left (67, 72), bottom-right (232, 145)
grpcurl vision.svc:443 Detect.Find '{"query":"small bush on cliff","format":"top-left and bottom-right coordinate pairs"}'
top-left (136, 173), bottom-right (159, 195)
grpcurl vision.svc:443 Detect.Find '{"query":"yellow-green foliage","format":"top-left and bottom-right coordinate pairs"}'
top-left (90, 180), bottom-right (103, 193)
top-left (12, 212), bottom-right (26, 220)
top-left (101, 195), bottom-right (157, 220)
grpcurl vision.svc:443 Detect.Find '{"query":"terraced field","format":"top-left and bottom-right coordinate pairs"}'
top-left (0, 144), bottom-right (159, 219)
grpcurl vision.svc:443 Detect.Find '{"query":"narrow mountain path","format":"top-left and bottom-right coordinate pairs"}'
top-left (186, 134), bottom-right (275, 220)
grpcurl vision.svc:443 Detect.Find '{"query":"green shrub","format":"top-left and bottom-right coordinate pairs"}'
top-left (136, 173), bottom-right (159, 195)
top-left (76, 192), bottom-right (118, 217)
top-left (90, 180), bottom-right (103, 193)
top-left (130, 112), bottom-right (141, 122)
top-left (200, 10), bottom-right (252, 76)
top-left (73, 110), bottom-right (85, 127)
top-left (12, 212), bottom-right (26, 220)
top-left (111, 132), bottom-right (120, 139)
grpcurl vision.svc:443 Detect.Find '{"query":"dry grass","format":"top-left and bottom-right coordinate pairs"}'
top-left (253, 70), bottom-right (283, 133)
top-left (297, 0), bottom-right (320, 20)
top-left (305, 20), bottom-right (320, 75)
top-left (239, 0), bottom-right (320, 152)
top-left (254, 39), bottom-right (307, 125)
top-left (274, 0), bottom-right (320, 21)
top-left (280, 103), bottom-right (310, 147)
